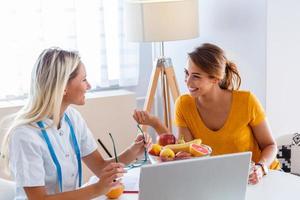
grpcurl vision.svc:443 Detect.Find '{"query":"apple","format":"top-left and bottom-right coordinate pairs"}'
top-left (148, 143), bottom-right (162, 156)
top-left (159, 148), bottom-right (175, 161)
top-left (157, 133), bottom-right (176, 146)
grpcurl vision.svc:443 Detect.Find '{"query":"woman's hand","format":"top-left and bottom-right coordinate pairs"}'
top-left (95, 162), bottom-right (126, 195)
top-left (130, 132), bottom-right (152, 157)
top-left (133, 110), bottom-right (158, 127)
top-left (248, 163), bottom-right (264, 185)
top-left (133, 109), bottom-right (170, 135)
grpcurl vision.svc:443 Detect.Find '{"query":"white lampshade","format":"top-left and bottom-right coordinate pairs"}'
top-left (124, 0), bottom-right (199, 42)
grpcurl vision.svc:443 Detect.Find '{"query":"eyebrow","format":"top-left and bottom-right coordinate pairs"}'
top-left (184, 68), bottom-right (202, 76)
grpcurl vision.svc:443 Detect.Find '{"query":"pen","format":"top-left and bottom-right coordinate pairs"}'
top-left (123, 190), bottom-right (139, 194)
top-left (97, 138), bottom-right (113, 158)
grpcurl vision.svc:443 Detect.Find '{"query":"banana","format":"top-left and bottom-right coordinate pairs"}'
top-left (177, 135), bottom-right (186, 144)
top-left (163, 139), bottom-right (202, 153)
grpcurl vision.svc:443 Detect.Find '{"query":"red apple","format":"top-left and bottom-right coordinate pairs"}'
top-left (157, 133), bottom-right (176, 146)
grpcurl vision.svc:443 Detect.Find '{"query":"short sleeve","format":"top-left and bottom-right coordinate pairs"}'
top-left (174, 96), bottom-right (188, 127)
top-left (248, 92), bottom-right (266, 126)
top-left (79, 125), bottom-right (98, 157)
top-left (68, 107), bottom-right (98, 157)
top-left (9, 129), bottom-right (45, 187)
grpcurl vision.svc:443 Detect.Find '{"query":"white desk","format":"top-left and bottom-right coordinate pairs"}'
top-left (246, 170), bottom-right (300, 199)
top-left (95, 170), bottom-right (300, 200)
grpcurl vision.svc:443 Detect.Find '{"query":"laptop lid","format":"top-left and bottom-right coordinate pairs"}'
top-left (139, 152), bottom-right (251, 200)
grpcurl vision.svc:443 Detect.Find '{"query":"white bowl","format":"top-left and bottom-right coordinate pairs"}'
top-left (148, 144), bottom-right (212, 164)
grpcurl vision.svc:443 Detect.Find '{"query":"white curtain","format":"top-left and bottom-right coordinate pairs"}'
top-left (0, 0), bottom-right (139, 100)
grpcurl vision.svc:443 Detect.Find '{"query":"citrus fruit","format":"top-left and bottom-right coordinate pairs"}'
top-left (105, 184), bottom-right (125, 199)
top-left (148, 143), bottom-right (162, 156)
top-left (159, 148), bottom-right (175, 161)
top-left (189, 144), bottom-right (209, 157)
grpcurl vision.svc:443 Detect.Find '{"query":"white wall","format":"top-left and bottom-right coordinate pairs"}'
top-left (162, 0), bottom-right (300, 138)
top-left (266, 0), bottom-right (300, 137)
top-left (165, 0), bottom-right (267, 106)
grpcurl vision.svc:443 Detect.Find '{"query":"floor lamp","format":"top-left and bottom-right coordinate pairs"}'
top-left (125, 0), bottom-right (199, 131)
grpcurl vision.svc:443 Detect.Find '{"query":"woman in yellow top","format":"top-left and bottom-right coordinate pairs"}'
top-left (133, 43), bottom-right (280, 185)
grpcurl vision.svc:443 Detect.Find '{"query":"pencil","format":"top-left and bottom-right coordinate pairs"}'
top-left (97, 138), bottom-right (113, 158)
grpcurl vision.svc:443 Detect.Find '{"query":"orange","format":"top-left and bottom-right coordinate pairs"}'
top-left (189, 144), bottom-right (209, 157)
top-left (148, 143), bottom-right (162, 156)
top-left (105, 184), bottom-right (124, 199)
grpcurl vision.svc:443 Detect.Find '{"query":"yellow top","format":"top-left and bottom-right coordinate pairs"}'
top-left (174, 90), bottom-right (280, 170)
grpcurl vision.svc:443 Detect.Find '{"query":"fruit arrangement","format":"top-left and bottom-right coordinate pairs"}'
top-left (148, 133), bottom-right (212, 163)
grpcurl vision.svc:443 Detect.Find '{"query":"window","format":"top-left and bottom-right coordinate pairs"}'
top-left (0, 0), bottom-right (139, 101)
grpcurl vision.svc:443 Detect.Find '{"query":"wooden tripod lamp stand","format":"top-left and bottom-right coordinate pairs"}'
top-left (125, 0), bottom-right (199, 131)
top-left (144, 50), bottom-right (180, 131)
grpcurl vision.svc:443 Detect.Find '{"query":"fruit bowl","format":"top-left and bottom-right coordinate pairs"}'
top-left (148, 144), bottom-right (212, 164)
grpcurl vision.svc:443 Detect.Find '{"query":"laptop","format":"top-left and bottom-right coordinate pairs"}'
top-left (139, 152), bottom-right (251, 200)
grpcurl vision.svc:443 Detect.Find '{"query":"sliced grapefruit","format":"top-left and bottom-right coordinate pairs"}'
top-left (189, 144), bottom-right (210, 157)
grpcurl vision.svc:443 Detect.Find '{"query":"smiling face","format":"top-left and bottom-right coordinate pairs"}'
top-left (185, 58), bottom-right (219, 97)
top-left (63, 63), bottom-right (91, 106)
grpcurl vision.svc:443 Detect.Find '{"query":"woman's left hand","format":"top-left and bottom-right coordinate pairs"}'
top-left (130, 132), bottom-right (152, 156)
top-left (248, 164), bottom-right (264, 185)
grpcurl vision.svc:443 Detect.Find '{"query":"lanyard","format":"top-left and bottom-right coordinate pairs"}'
top-left (37, 114), bottom-right (82, 192)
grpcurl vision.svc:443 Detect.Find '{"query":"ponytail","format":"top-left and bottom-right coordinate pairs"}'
top-left (219, 60), bottom-right (241, 90)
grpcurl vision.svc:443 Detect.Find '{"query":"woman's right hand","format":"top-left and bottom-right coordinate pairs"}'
top-left (248, 162), bottom-right (264, 185)
top-left (95, 162), bottom-right (126, 195)
top-left (133, 109), bottom-right (170, 135)
top-left (133, 109), bottom-right (158, 126)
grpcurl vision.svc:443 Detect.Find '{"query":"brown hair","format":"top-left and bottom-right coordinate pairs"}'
top-left (188, 43), bottom-right (241, 90)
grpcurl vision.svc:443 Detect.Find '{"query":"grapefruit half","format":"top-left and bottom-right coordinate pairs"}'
top-left (189, 144), bottom-right (210, 157)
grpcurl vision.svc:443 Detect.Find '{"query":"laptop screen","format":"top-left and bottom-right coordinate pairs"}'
top-left (139, 152), bottom-right (251, 200)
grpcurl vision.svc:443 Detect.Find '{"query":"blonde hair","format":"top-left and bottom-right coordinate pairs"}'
top-left (188, 43), bottom-right (241, 90)
top-left (0, 47), bottom-right (81, 173)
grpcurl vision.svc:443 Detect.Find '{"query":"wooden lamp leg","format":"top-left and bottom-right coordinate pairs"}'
top-left (161, 65), bottom-right (168, 128)
top-left (143, 65), bottom-right (161, 113)
top-left (165, 66), bottom-right (180, 101)
top-left (164, 70), bottom-right (172, 131)
top-left (164, 65), bottom-right (180, 132)
top-left (142, 58), bottom-right (180, 133)
top-left (142, 63), bottom-right (161, 132)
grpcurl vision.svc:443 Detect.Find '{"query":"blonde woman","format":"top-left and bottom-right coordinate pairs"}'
top-left (133, 43), bottom-right (280, 185)
top-left (1, 48), bottom-right (151, 200)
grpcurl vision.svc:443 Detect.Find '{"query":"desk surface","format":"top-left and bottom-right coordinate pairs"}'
top-left (94, 169), bottom-right (300, 200)
top-left (246, 170), bottom-right (300, 199)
